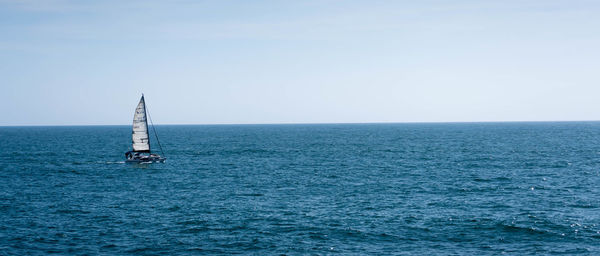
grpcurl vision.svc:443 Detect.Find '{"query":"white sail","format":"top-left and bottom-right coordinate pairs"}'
top-left (132, 96), bottom-right (150, 152)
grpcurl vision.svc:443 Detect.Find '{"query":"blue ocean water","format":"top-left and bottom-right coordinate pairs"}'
top-left (1, 122), bottom-right (600, 255)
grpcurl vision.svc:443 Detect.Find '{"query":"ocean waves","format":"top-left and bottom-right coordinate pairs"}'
top-left (1, 123), bottom-right (600, 254)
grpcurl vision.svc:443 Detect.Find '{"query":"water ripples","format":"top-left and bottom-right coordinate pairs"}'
top-left (1, 123), bottom-right (600, 254)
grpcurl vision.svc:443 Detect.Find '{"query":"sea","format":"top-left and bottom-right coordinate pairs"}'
top-left (1, 122), bottom-right (600, 255)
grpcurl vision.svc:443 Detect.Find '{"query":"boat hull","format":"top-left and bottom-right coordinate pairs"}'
top-left (125, 155), bottom-right (166, 163)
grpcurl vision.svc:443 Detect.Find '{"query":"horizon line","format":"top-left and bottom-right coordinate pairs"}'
top-left (2, 119), bottom-right (600, 127)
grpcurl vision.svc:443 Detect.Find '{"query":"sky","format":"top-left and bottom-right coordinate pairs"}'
top-left (1, 0), bottom-right (600, 125)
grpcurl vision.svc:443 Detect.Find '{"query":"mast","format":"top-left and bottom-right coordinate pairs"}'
top-left (141, 94), bottom-right (151, 153)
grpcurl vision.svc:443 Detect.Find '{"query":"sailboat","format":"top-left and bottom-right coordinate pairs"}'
top-left (125, 94), bottom-right (166, 163)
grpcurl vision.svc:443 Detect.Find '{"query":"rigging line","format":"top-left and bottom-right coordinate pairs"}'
top-left (146, 105), bottom-right (165, 156)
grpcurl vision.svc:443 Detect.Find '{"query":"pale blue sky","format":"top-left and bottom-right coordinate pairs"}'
top-left (1, 0), bottom-right (600, 125)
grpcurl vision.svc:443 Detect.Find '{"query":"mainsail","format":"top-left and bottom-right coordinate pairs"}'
top-left (131, 95), bottom-right (150, 152)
